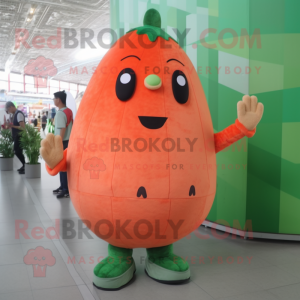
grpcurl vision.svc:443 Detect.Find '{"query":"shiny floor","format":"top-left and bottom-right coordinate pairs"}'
top-left (0, 157), bottom-right (299, 300)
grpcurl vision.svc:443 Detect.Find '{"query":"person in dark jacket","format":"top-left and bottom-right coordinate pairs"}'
top-left (42, 112), bottom-right (47, 132)
top-left (5, 102), bottom-right (26, 174)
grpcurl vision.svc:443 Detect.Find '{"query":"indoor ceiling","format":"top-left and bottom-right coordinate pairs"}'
top-left (0, 0), bottom-right (110, 85)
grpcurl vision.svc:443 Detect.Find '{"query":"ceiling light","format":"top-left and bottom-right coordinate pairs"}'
top-left (30, 8), bottom-right (34, 14)
top-left (27, 18), bottom-right (31, 22)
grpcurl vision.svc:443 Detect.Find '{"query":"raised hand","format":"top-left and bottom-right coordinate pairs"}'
top-left (40, 133), bottom-right (64, 169)
top-left (237, 95), bottom-right (264, 131)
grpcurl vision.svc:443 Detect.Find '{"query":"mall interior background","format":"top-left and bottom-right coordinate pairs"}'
top-left (0, 1), bottom-right (299, 299)
top-left (0, 0), bottom-right (110, 136)
top-left (0, 0), bottom-right (299, 236)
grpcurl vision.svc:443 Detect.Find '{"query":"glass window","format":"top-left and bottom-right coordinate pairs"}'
top-left (10, 73), bottom-right (23, 83)
top-left (50, 87), bottom-right (59, 96)
top-left (70, 83), bottom-right (77, 90)
top-left (38, 87), bottom-right (49, 94)
top-left (0, 80), bottom-right (8, 91)
top-left (79, 84), bottom-right (86, 92)
top-left (25, 84), bottom-right (37, 93)
top-left (10, 82), bottom-right (23, 92)
top-left (25, 75), bottom-right (34, 85)
top-left (0, 71), bottom-right (8, 81)
top-left (49, 80), bottom-right (59, 88)
top-left (60, 81), bottom-right (69, 89)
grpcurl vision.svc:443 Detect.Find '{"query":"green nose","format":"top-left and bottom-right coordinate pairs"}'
top-left (144, 74), bottom-right (162, 90)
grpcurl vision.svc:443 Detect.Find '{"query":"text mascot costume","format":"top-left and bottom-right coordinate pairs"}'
top-left (41, 9), bottom-right (264, 290)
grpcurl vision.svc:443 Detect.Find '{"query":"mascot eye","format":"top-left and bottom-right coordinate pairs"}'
top-left (116, 68), bottom-right (136, 101)
top-left (172, 70), bottom-right (189, 104)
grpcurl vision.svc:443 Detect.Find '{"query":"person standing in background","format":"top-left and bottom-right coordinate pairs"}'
top-left (52, 91), bottom-right (73, 199)
top-left (5, 101), bottom-right (26, 174)
top-left (51, 107), bottom-right (56, 122)
top-left (41, 112), bottom-right (47, 132)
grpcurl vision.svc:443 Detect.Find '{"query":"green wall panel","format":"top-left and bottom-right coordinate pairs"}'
top-left (247, 145), bottom-right (282, 233)
top-left (283, 88), bottom-right (300, 123)
top-left (246, 172), bottom-right (281, 233)
top-left (280, 191), bottom-right (300, 234)
top-left (110, 0), bottom-right (300, 236)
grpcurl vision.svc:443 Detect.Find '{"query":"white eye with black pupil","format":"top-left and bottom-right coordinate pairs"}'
top-left (116, 68), bottom-right (136, 101)
top-left (172, 70), bottom-right (189, 104)
top-left (120, 73), bottom-right (131, 84)
top-left (177, 75), bottom-right (186, 86)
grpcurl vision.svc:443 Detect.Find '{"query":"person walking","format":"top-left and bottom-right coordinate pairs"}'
top-left (5, 102), bottom-right (26, 174)
top-left (41, 112), bottom-right (47, 132)
top-left (37, 112), bottom-right (41, 125)
top-left (52, 91), bottom-right (73, 199)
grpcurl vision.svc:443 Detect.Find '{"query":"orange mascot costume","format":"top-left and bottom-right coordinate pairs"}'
top-left (41, 9), bottom-right (264, 290)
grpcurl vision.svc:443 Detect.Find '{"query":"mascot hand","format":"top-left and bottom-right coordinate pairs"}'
top-left (237, 95), bottom-right (264, 131)
top-left (40, 133), bottom-right (64, 169)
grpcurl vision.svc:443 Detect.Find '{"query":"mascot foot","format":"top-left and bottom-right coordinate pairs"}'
top-left (145, 244), bottom-right (190, 284)
top-left (93, 244), bottom-right (135, 290)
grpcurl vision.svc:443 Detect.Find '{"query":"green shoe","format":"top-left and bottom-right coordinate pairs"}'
top-left (93, 244), bottom-right (136, 290)
top-left (145, 244), bottom-right (190, 284)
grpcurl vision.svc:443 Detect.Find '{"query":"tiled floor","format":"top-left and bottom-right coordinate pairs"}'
top-left (0, 157), bottom-right (299, 300)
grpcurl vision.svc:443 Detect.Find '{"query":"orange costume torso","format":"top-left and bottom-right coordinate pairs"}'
top-left (44, 23), bottom-right (257, 249)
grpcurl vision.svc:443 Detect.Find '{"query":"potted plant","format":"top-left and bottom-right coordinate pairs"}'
top-left (19, 124), bottom-right (42, 178)
top-left (47, 119), bottom-right (54, 134)
top-left (0, 128), bottom-right (14, 171)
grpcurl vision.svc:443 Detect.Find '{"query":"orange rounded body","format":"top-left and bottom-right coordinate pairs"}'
top-left (67, 32), bottom-right (217, 248)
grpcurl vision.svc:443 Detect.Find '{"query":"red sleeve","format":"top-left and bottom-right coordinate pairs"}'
top-left (214, 119), bottom-right (256, 154)
top-left (45, 148), bottom-right (68, 175)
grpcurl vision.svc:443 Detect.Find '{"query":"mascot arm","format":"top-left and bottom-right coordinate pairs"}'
top-left (214, 119), bottom-right (256, 153)
top-left (45, 149), bottom-right (68, 175)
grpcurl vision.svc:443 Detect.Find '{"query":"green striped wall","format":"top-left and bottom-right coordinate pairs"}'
top-left (110, 0), bottom-right (300, 235)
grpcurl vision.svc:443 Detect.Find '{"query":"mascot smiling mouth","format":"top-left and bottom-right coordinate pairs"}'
top-left (138, 116), bottom-right (168, 129)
